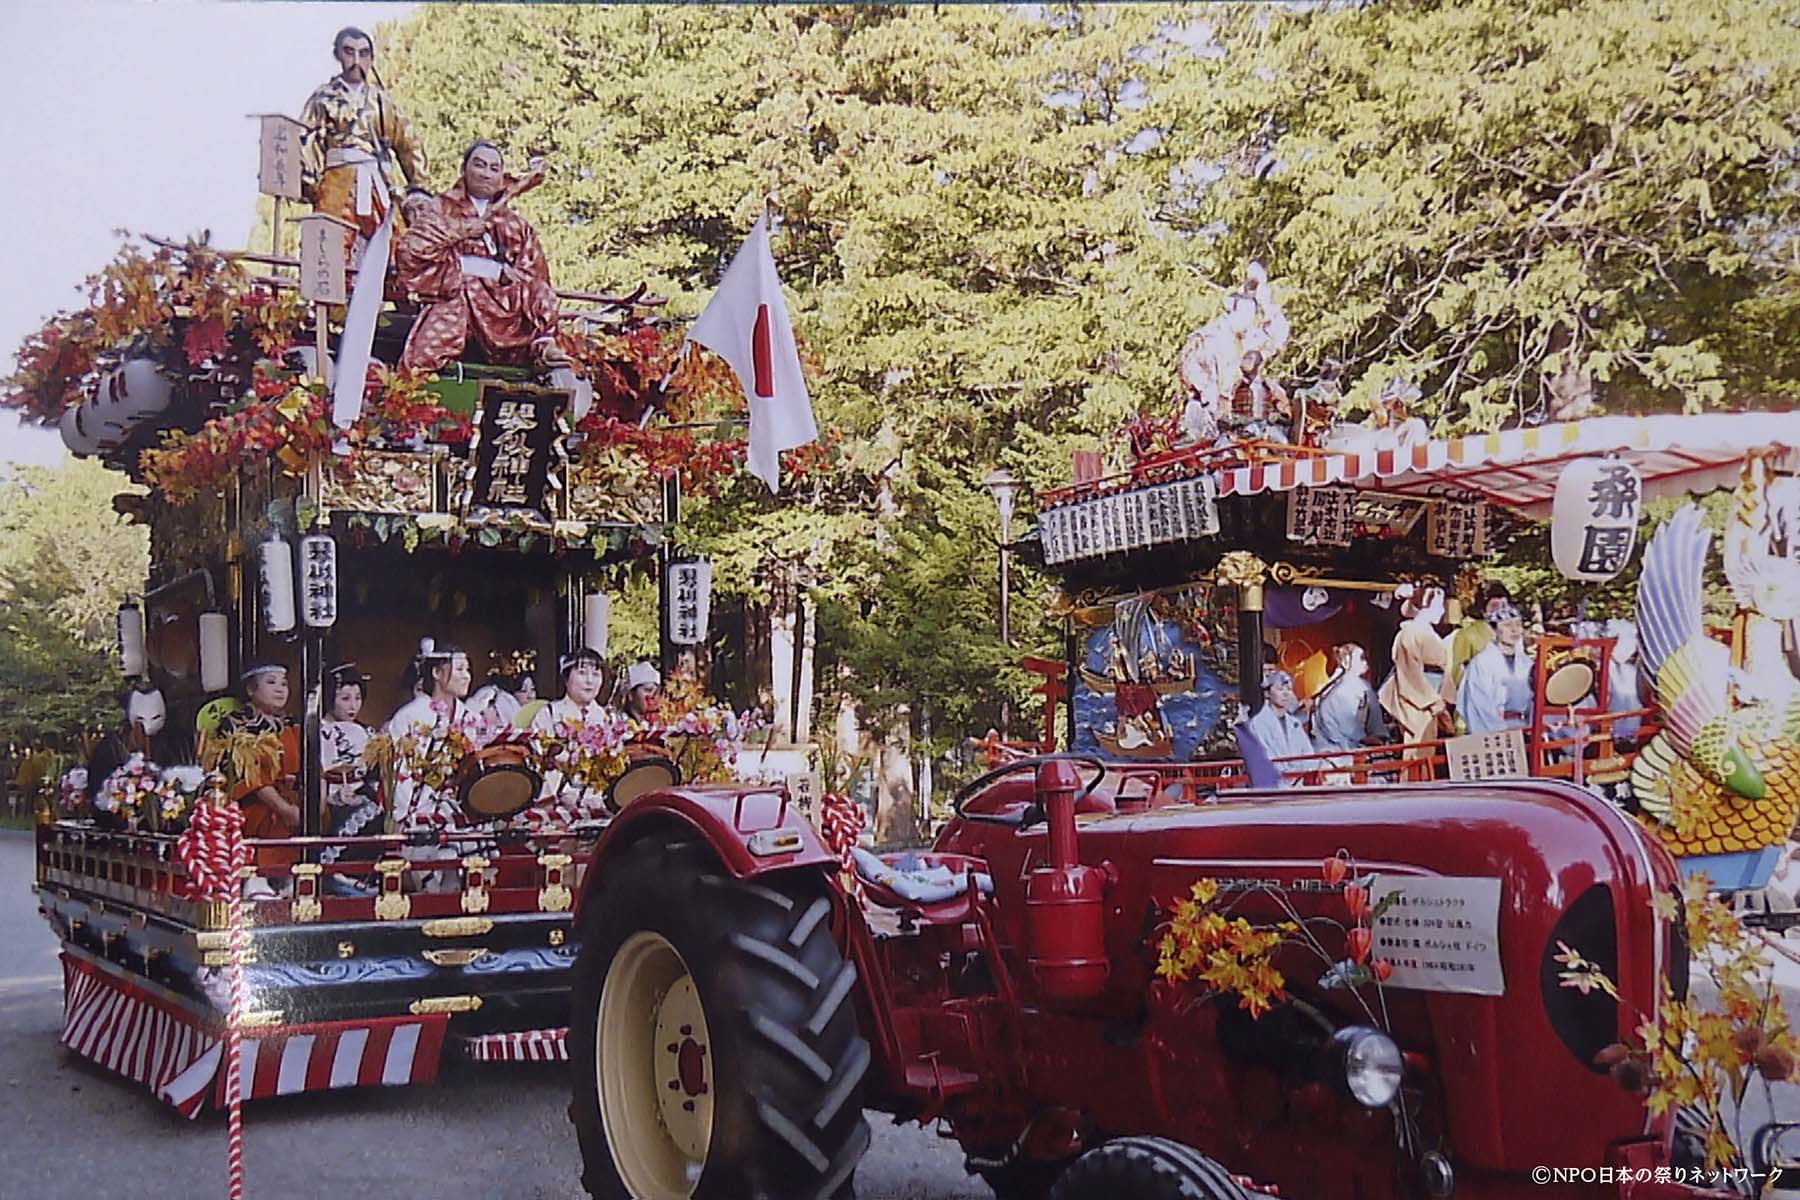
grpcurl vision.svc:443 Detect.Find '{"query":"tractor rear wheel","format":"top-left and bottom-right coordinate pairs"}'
top-left (976, 1155), bottom-right (1071, 1199)
top-left (568, 835), bottom-right (871, 1200)
top-left (1047, 1137), bottom-right (1251, 1200)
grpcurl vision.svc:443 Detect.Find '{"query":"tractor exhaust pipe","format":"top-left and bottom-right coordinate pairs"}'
top-left (1024, 760), bottom-right (1110, 1006)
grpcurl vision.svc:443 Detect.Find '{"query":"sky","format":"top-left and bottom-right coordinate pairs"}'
top-left (0, 1), bottom-right (418, 469)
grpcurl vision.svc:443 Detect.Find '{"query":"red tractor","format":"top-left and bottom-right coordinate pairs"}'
top-left (566, 759), bottom-right (1718, 1200)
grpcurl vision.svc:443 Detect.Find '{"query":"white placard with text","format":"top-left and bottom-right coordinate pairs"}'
top-left (1368, 874), bottom-right (1504, 997)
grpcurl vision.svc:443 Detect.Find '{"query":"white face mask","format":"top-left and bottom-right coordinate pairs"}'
top-left (127, 688), bottom-right (167, 736)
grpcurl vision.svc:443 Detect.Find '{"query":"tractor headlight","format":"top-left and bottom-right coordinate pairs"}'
top-left (1332, 1026), bottom-right (1403, 1108)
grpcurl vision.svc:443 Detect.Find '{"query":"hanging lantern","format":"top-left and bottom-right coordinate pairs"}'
top-left (198, 612), bottom-right (231, 693)
top-left (299, 534), bottom-right (339, 629)
top-left (1551, 458), bottom-right (1642, 582)
top-left (260, 535), bottom-right (297, 634)
top-left (117, 602), bottom-right (146, 676)
top-left (583, 592), bottom-right (611, 656)
top-left (667, 560), bottom-right (713, 646)
top-left (59, 403), bottom-right (101, 456)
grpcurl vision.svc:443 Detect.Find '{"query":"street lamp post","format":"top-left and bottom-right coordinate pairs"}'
top-left (984, 468), bottom-right (1019, 735)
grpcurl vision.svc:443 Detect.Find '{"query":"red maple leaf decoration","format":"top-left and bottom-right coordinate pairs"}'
top-left (182, 317), bottom-right (230, 367)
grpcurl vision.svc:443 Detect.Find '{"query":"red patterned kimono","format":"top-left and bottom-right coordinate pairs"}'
top-left (395, 181), bottom-right (561, 373)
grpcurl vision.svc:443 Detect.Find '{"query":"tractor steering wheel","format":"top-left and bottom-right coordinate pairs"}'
top-left (952, 754), bottom-right (1109, 826)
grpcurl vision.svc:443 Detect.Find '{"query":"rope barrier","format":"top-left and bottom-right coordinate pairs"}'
top-left (818, 792), bottom-right (868, 906)
top-left (175, 785), bottom-right (252, 1200)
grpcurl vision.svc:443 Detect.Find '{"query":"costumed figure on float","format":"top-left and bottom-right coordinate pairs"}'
top-left (529, 648), bottom-right (628, 824)
top-left (1310, 642), bottom-right (1388, 780)
top-left (1176, 262), bottom-right (1290, 447)
top-left (300, 26), bottom-right (428, 246)
top-left (1378, 583), bottom-right (1449, 779)
top-left (469, 648), bottom-right (537, 728)
top-left (1457, 601), bottom-right (1536, 735)
top-left (394, 141), bottom-right (570, 373)
top-left (387, 639), bottom-right (479, 883)
top-left (1245, 666), bottom-right (1318, 783)
top-left (203, 660), bottom-right (302, 897)
top-left (317, 662), bottom-right (384, 897)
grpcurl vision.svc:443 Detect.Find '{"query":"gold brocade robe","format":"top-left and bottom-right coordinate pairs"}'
top-left (299, 75), bottom-right (428, 230)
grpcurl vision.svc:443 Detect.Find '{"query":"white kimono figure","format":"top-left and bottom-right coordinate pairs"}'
top-left (1311, 647), bottom-right (1388, 780)
top-left (1246, 669), bottom-right (1319, 784)
top-left (529, 649), bottom-right (618, 823)
top-left (386, 641), bottom-right (475, 884)
top-left (531, 698), bottom-right (619, 819)
top-left (1457, 642), bottom-right (1536, 735)
top-left (320, 716), bottom-right (380, 859)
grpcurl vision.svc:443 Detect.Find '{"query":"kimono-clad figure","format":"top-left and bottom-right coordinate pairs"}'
top-left (1246, 669), bottom-right (1319, 785)
top-left (1457, 603), bottom-right (1536, 735)
top-left (621, 660), bottom-right (664, 725)
top-left (299, 27), bottom-right (429, 240)
top-left (215, 660), bottom-right (303, 897)
top-left (1603, 619), bottom-right (1647, 744)
top-left (1379, 584), bottom-right (1449, 779)
top-left (318, 663), bottom-right (381, 897)
top-left (530, 648), bottom-right (619, 823)
top-left (387, 639), bottom-right (474, 837)
top-left (470, 649), bottom-right (537, 728)
top-left (1311, 643), bottom-right (1389, 776)
top-left (1442, 583), bottom-right (1513, 705)
top-left (394, 141), bottom-right (569, 374)
top-left (85, 682), bottom-right (182, 823)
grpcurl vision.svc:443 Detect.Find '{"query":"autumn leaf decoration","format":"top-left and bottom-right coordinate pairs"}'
top-left (1154, 849), bottom-right (1398, 1021)
top-left (1561, 874), bottom-right (1800, 1171)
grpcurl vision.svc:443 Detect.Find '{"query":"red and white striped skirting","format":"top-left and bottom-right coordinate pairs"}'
top-left (459, 1027), bottom-right (568, 1063)
top-left (61, 953), bottom-right (220, 1118)
top-left (59, 953), bottom-right (449, 1118)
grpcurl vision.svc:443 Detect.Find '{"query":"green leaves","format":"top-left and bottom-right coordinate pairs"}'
top-left (363, 1), bottom-right (1798, 740)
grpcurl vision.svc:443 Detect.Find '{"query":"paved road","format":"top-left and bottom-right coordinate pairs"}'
top-left (0, 832), bottom-right (988, 1200)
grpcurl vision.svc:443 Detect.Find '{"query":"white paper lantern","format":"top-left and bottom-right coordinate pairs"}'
top-left (259, 536), bottom-right (297, 634)
top-left (198, 612), bottom-right (231, 693)
top-left (583, 592), bottom-right (612, 656)
top-left (1551, 458), bottom-right (1642, 582)
top-left (299, 534), bottom-right (338, 628)
top-left (667, 561), bottom-right (713, 646)
top-left (58, 403), bottom-right (100, 456)
top-left (117, 602), bottom-right (146, 676)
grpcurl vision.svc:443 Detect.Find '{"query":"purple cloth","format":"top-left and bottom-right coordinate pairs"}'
top-left (1235, 721), bottom-right (1285, 790)
top-left (1264, 587), bottom-right (1347, 630)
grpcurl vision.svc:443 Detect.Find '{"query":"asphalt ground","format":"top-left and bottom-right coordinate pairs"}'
top-left (0, 831), bottom-right (988, 1200)
top-left (11, 826), bottom-right (1800, 1198)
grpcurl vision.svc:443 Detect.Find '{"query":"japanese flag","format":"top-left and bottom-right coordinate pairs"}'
top-left (685, 216), bottom-right (818, 493)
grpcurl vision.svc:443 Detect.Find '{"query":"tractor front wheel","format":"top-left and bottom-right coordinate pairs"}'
top-left (1048, 1137), bottom-right (1251, 1200)
top-left (568, 836), bottom-right (871, 1200)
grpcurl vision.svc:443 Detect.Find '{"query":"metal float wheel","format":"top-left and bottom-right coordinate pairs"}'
top-left (598, 931), bottom-right (714, 1199)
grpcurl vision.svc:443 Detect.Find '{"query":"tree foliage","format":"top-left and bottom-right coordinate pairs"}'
top-left (0, 460), bottom-right (149, 750)
top-left (365, 2), bottom-right (1798, 740)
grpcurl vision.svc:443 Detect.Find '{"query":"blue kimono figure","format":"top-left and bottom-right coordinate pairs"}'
top-left (1247, 669), bottom-right (1319, 784)
top-left (1312, 648), bottom-right (1388, 768)
top-left (1457, 605), bottom-right (1536, 735)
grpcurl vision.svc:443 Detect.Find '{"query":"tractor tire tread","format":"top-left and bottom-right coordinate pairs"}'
top-left (570, 835), bottom-right (868, 1200)
top-left (1048, 1137), bottom-right (1250, 1200)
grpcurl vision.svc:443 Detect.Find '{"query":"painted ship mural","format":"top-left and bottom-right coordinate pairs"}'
top-left (1072, 594), bottom-right (1227, 761)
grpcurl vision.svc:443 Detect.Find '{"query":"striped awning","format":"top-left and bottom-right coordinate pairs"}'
top-left (1214, 412), bottom-right (1800, 519)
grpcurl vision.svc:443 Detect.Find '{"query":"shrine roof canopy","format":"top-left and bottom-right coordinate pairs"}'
top-left (1046, 411), bottom-right (1800, 522)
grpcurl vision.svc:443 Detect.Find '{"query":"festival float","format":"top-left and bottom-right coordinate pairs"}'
top-left (9, 31), bottom-right (789, 1126)
top-left (547, 275), bottom-right (1800, 1199)
top-left (996, 267), bottom-right (1800, 902)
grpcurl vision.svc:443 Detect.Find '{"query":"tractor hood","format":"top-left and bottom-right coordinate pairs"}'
top-left (941, 774), bottom-right (1683, 1172)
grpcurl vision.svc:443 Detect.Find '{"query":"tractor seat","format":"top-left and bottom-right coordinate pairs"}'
top-left (853, 848), bottom-right (993, 917)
